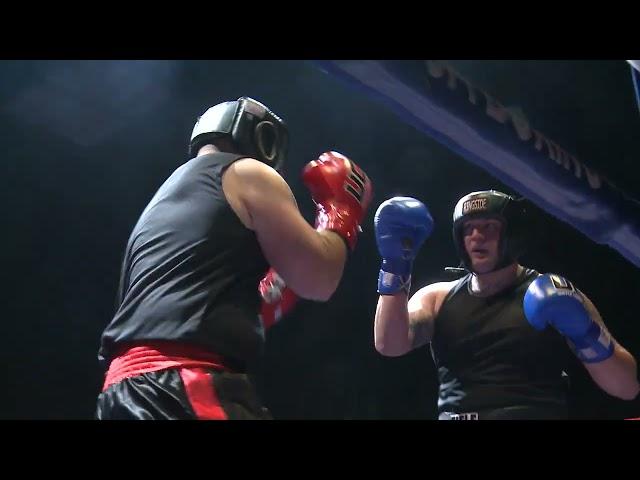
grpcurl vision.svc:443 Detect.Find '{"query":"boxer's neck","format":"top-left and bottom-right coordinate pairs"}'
top-left (469, 263), bottom-right (523, 297)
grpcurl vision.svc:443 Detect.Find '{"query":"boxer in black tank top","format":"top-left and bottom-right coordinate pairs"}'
top-left (373, 190), bottom-right (639, 419)
top-left (96, 97), bottom-right (374, 419)
top-left (431, 268), bottom-right (569, 419)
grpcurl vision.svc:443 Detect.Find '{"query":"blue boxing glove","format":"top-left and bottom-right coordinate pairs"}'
top-left (523, 273), bottom-right (614, 363)
top-left (374, 197), bottom-right (434, 295)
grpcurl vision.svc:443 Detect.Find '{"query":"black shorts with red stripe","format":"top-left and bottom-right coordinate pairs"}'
top-left (96, 368), bottom-right (272, 420)
top-left (95, 342), bottom-right (272, 420)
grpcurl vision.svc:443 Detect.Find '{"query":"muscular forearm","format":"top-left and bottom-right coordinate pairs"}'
top-left (372, 196), bottom-right (434, 357)
top-left (583, 344), bottom-right (640, 401)
top-left (374, 294), bottom-right (411, 356)
top-left (309, 230), bottom-right (347, 301)
top-left (524, 278), bottom-right (640, 401)
top-left (283, 230), bottom-right (347, 302)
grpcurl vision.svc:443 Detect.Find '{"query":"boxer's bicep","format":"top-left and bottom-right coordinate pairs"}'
top-left (408, 281), bottom-right (456, 348)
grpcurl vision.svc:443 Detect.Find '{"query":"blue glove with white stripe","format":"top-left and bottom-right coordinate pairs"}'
top-left (523, 273), bottom-right (614, 363)
top-left (374, 197), bottom-right (434, 295)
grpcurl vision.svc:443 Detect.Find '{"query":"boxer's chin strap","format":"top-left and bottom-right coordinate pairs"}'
top-left (445, 267), bottom-right (467, 274)
top-left (444, 264), bottom-right (468, 277)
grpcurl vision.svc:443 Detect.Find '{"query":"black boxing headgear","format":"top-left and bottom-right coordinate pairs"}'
top-left (452, 190), bottom-right (528, 273)
top-left (188, 96), bottom-right (289, 173)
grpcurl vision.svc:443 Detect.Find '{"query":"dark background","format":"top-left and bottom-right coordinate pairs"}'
top-left (2, 60), bottom-right (639, 420)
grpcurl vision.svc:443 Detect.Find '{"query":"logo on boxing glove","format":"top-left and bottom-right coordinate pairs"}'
top-left (344, 161), bottom-right (368, 204)
top-left (549, 274), bottom-right (582, 300)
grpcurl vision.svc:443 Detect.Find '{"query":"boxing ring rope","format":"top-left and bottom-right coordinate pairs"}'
top-left (313, 60), bottom-right (640, 269)
top-left (629, 60), bottom-right (640, 114)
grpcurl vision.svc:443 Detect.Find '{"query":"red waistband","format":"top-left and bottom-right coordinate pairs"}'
top-left (103, 341), bottom-right (231, 392)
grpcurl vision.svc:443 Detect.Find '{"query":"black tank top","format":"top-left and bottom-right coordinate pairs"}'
top-left (99, 153), bottom-right (269, 370)
top-left (430, 268), bottom-right (570, 418)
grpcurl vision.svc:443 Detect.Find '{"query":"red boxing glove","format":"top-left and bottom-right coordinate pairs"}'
top-left (301, 151), bottom-right (373, 250)
top-left (258, 268), bottom-right (299, 330)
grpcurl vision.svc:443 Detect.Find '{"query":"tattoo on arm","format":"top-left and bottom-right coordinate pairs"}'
top-left (409, 318), bottom-right (432, 349)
